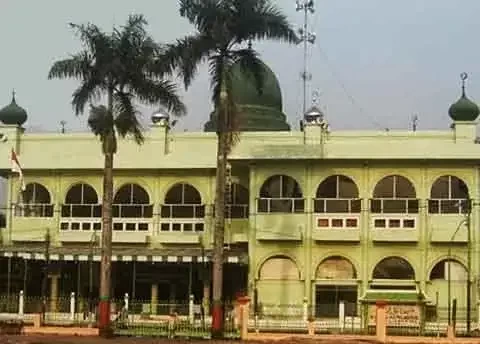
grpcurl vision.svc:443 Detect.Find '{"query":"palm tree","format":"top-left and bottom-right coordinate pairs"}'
top-left (162, 0), bottom-right (297, 337)
top-left (48, 14), bottom-right (185, 334)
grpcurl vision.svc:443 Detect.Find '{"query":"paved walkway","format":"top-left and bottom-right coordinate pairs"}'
top-left (247, 332), bottom-right (480, 343)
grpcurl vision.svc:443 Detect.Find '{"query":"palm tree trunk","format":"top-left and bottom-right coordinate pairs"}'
top-left (212, 130), bottom-right (227, 338)
top-left (98, 87), bottom-right (115, 336)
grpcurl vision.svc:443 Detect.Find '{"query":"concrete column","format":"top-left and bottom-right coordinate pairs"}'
top-left (237, 296), bottom-right (250, 340)
top-left (70, 292), bottom-right (75, 321)
top-left (302, 297), bottom-right (308, 322)
top-left (49, 275), bottom-right (59, 313)
top-left (18, 290), bottom-right (24, 316)
top-left (376, 302), bottom-right (387, 343)
top-left (339, 301), bottom-right (345, 331)
top-left (151, 283), bottom-right (158, 315)
top-left (188, 294), bottom-right (194, 323)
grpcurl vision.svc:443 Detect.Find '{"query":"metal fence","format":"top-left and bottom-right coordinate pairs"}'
top-left (0, 294), bottom-right (240, 339)
top-left (1, 294), bottom-right (480, 339)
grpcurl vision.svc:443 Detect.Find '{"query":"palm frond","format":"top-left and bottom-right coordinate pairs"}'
top-left (235, 0), bottom-right (299, 44)
top-left (47, 51), bottom-right (92, 80)
top-left (87, 105), bottom-right (112, 137)
top-left (72, 78), bottom-right (103, 115)
top-left (69, 22), bottom-right (114, 66)
top-left (130, 78), bottom-right (186, 117)
top-left (179, 0), bottom-right (224, 34)
top-left (113, 92), bottom-right (144, 145)
top-left (160, 34), bottom-right (216, 88)
top-left (88, 104), bottom-right (117, 154)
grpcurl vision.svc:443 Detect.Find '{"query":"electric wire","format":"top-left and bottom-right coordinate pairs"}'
top-left (315, 45), bottom-right (384, 129)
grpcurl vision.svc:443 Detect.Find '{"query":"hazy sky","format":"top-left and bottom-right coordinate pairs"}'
top-left (0, 0), bottom-right (479, 133)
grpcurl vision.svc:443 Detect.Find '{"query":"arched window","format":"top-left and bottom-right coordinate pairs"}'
top-left (259, 256), bottom-right (300, 280)
top-left (227, 183), bottom-right (249, 218)
top-left (258, 175), bottom-right (304, 213)
top-left (315, 256), bottom-right (358, 317)
top-left (62, 183), bottom-right (101, 218)
top-left (429, 176), bottom-right (470, 214)
top-left (315, 175), bottom-right (360, 213)
top-left (113, 184), bottom-right (152, 218)
top-left (372, 257), bottom-right (415, 280)
top-left (371, 175), bottom-right (418, 214)
top-left (161, 183), bottom-right (205, 232)
top-left (316, 256), bottom-right (357, 279)
top-left (17, 183), bottom-right (53, 217)
top-left (429, 259), bottom-right (467, 281)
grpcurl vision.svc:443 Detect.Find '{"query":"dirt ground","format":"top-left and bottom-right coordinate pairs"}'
top-left (3, 334), bottom-right (477, 344)
top-left (0, 335), bottom-right (378, 344)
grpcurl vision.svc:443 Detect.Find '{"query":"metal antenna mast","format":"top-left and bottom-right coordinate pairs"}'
top-left (296, 0), bottom-right (316, 116)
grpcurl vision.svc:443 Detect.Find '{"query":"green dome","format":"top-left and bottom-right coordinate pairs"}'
top-left (230, 60), bottom-right (283, 110)
top-left (204, 59), bottom-right (290, 132)
top-left (449, 94), bottom-right (479, 121)
top-left (0, 93), bottom-right (28, 126)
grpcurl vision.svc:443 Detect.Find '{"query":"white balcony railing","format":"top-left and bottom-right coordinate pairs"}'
top-left (257, 198), bottom-right (305, 213)
top-left (60, 204), bottom-right (102, 232)
top-left (428, 199), bottom-right (470, 214)
top-left (13, 203), bottom-right (54, 217)
top-left (213, 204), bottom-right (249, 218)
top-left (314, 198), bottom-right (361, 213)
top-left (61, 204), bottom-right (102, 218)
top-left (160, 204), bottom-right (205, 218)
top-left (370, 198), bottom-right (419, 214)
top-left (112, 204), bottom-right (153, 218)
top-left (226, 204), bottom-right (249, 218)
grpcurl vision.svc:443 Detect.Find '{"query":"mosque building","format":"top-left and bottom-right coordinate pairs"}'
top-left (0, 60), bottom-right (479, 321)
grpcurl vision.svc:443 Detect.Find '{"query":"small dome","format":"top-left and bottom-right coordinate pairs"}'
top-left (304, 105), bottom-right (324, 123)
top-left (151, 108), bottom-right (170, 127)
top-left (0, 92), bottom-right (28, 126)
top-left (151, 108), bottom-right (169, 123)
top-left (449, 73), bottom-right (479, 121)
top-left (449, 95), bottom-right (479, 121)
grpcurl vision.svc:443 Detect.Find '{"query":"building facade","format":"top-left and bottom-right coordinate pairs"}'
top-left (0, 64), bottom-right (479, 320)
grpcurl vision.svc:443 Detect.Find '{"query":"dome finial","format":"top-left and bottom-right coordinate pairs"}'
top-left (461, 72), bottom-right (468, 97)
top-left (11, 89), bottom-right (16, 103)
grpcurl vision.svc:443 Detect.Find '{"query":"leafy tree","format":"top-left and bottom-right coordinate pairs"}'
top-left (48, 14), bottom-right (185, 334)
top-left (162, 0), bottom-right (297, 337)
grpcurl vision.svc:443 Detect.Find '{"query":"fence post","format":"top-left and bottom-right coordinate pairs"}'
top-left (70, 292), bottom-right (75, 321)
top-left (237, 296), bottom-right (251, 340)
top-left (303, 297), bottom-right (308, 322)
top-left (124, 293), bottom-right (129, 312)
top-left (188, 294), bottom-right (194, 324)
top-left (375, 301), bottom-right (387, 343)
top-left (339, 301), bottom-right (345, 331)
top-left (18, 290), bottom-right (24, 316)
